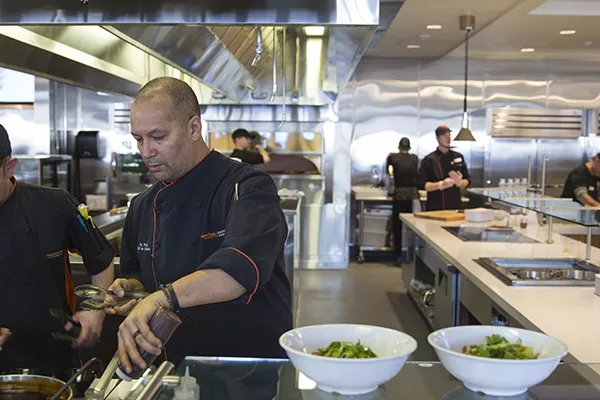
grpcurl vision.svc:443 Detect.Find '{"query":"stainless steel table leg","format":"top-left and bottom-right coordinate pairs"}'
top-left (358, 200), bottom-right (365, 263)
top-left (587, 227), bottom-right (592, 261)
top-left (546, 216), bottom-right (554, 244)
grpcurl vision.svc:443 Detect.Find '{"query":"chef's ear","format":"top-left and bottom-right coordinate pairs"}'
top-left (3, 157), bottom-right (18, 178)
top-left (188, 115), bottom-right (203, 142)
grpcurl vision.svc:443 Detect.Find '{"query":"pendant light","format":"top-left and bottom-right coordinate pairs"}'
top-left (454, 15), bottom-right (476, 142)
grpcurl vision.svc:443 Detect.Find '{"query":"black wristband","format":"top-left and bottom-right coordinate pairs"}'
top-left (165, 283), bottom-right (180, 312)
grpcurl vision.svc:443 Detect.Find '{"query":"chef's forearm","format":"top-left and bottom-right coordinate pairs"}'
top-left (91, 260), bottom-right (115, 289)
top-left (579, 193), bottom-right (600, 207)
top-left (168, 269), bottom-right (246, 308)
top-left (458, 179), bottom-right (469, 189)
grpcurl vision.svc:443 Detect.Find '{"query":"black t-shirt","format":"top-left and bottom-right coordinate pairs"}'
top-left (231, 149), bottom-right (264, 165)
top-left (386, 152), bottom-right (419, 200)
top-left (561, 164), bottom-right (600, 204)
top-left (420, 149), bottom-right (471, 211)
top-left (120, 151), bottom-right (292, 364)
top-left (0, 179), bottom-right (115, 375)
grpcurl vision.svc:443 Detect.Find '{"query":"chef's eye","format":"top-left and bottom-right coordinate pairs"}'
top-left (153, 136), bottom-right (165, 141)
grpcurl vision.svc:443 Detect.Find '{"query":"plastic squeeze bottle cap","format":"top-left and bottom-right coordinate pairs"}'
top-left (174, 367), bottom-right (197, 400)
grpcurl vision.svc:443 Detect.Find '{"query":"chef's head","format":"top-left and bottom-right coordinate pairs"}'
top-left (130, 77), bottom-right (206, 183)
top-left (591, 154), bottom-right (600, 177)
top-left (232, 129), bottom-right (256, 150)
top-left (0, 124), bottom-right (17, 197)
top-left (435, 125), bottom-right (452, 150)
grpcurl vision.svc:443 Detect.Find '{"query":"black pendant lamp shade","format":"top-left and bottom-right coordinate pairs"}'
top-left (454, 15), bottom-right (476, 142)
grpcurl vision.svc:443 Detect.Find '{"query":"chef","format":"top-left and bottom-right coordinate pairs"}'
top-left (0, 125), bottom-right (115, 377)
top-left (106, 77), bottom-right (292, 374)
top-left (386, 137), bottom-right (419, 264)
top-left (420, 126), bottom-right (471, 211)
top-left (230, 128), bottom-right (271, 165)
top-left (561, 154), bottom-right (600, 207)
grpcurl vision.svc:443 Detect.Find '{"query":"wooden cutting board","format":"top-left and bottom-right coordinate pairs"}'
top-left (414, 210), bottom-right (466, 221)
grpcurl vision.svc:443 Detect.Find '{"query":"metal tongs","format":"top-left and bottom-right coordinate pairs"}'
top-left (74, 284), bottom-right (149, 311)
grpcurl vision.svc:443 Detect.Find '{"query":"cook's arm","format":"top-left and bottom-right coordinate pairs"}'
top-left (421, 157), bottom-right (453, 192)
top-left (166, 173), bottom-right (286, 307)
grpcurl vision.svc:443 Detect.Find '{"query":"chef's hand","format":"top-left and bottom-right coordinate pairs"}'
top-left (0, 328), bottom-right (11, 351)
top-left (67, 311), bottom-right (103, 348)
top-left (448, 170), bottom-right (463, 187)
top-left (117, 291), bottom-right (168, 374)
top-left (439, 178), bottom-right (454, 190)
top-left (105, 278), bottom-right (146, 316)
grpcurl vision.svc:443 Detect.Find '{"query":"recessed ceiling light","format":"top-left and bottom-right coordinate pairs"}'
top-left (304, 26), bottom-right (325, 36)
top-left (427, 25), bottom-right (442, 30)
top-left (521, 48), bottom-right (535, 53)
top-left (560, 30), bottom-right (576, 35)
top-left (407, 44), bottom-right (421, 49)
top-left (585, 41), bottom-right (593, 46)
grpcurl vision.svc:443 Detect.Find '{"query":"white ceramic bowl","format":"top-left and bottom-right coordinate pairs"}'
top-left (428, 326), bottom-right (568, 396)
top-left (279, 324), bottom-right (417, 395)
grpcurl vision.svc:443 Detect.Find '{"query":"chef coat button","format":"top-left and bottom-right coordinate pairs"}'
top-left (156, 243), bottom-right (161, 249)
top-left (192, 239), bottom-right (197, 245)
top-left (156, 208), bottom-right (161, 214)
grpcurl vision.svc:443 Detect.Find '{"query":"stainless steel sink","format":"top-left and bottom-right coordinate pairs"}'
top-left (475, 258), bottom-right (600, 286)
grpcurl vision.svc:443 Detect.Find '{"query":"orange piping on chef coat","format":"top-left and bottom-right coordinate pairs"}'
top-left (0, 178), bottom-right (16, 208)
top-left (232, 362), bottom-right (258, 381)
top-left (64, 251), bottom-right (76, 314)
top-left (228, 247), bottom-right (260, 304)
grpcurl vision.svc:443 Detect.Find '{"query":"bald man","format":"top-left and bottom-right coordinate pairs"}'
top-left (106, 77), bottom-right (292, 373)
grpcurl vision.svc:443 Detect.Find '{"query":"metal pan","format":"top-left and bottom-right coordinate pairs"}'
top-left (0, 374), bottom-right (73, 400)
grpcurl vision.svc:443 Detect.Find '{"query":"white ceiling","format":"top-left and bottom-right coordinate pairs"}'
top-left (368, 0), bottom-right (600, 63)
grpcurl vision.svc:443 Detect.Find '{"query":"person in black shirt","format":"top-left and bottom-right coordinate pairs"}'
top-left (105, 77), bottom-right (292, 373)
top-left (561, 155), bottom-right (600, 206)
top-left (230, 129), bottom-right (271, 165)
top-left (386, 137), bottom-right (419, 264)
top-left (0, 125), bottom-right (115, 377)
top-left (420, 126), bottom-right (471, 211)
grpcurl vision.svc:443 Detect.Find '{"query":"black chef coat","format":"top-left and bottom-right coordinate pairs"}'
top-left (420, 149), bottom-right (471, 211)
top-left (230, 149), bottom-right (264, 165)
top-left (0, 178), bottom-right (115, 377)
top-left (120, 151), bottom-right (292, 365)
top-left (561, 164), bottom-right (600, 204)
top-left (386, 152), bottom-right (419, 200)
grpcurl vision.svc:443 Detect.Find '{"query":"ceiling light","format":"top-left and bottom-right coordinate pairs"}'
top-left (304, 26), bottom-right (325, 36)
top-left (585, 41), bottom-right (593, 46)
top-left (406, 44), bottom-right (420, 49)
top-left (521, 48), bottom-right (535, 53)
top-left (427, 25), bottom-right (442, 30)
top-left (560, 30), bottom-right (576, 35)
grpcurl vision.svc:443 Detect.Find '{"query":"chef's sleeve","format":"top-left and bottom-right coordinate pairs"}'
top-left (420, 156), bottom-right (437, 183)
top-left (119, 201), bottom-right (144, 284)
top-left (62, 191), bottom-right (115, 276)
top-left (567, 169), bottom-right (589, 200)
top-left (197, 174), bottom-right (287, 304)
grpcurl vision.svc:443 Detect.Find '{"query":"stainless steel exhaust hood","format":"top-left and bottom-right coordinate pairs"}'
top-left (0, 0), bottom-right (398, 105)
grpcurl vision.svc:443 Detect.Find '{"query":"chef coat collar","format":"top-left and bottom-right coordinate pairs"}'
top-left (155, 150), bottom-right (231, 204)
top-left (0, 177), bottom-right (17, 208)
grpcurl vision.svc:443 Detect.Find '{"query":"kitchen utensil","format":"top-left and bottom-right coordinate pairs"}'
top-left (486, 225), bottom-right (514, 232)
top-left (49, 308), bottom-right (81, 342)
top-left (50, 358), bottom-right (103, 400)
top-left (428, 325), bottom-right (567, 396)
top-left (465, 208), bottom-right (493, 222)
top-left (74, 284), bottom-right (149, 300)
top-left (0, 374), bottom-right (73, 400)
top-left (414, 210), bottom-right (465, 222)
top-left (80, 297), bottom-right (132, 311)
top-left (279, 324), bottom-right (417, 395)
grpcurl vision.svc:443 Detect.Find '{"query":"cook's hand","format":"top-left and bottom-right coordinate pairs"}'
top-left (0, 328), bottom-right (11, 351)
top-left (448, 170), bottom-right (463, 186)
top-left (67, 311), bottom-right (103, 348)
top-left (440, 178), bottom-right (454, 190)
top-left (117, 292), bottom-right (167, 374)
top-left (105, 278), bottom-right (145, 316)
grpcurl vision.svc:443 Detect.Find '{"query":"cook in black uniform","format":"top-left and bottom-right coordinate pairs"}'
top-left (420, 126), bottom-right (471, 211)
top-left (386, 137), bottom-right (419, 263)
top-left (230, 129), bottom-right (271, 165)
top-left (105, 77), bottom-right (292, 373)
top-left (0, 125), bottom-right (115, 377)
top-left (561, 154), bottom-right (600, 206)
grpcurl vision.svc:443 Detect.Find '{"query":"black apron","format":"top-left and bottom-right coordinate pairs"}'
top-left (0, 194), bottom-right (74, 378)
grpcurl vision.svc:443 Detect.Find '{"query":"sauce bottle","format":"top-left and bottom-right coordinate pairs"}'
top-left (116, 307), bottom-right (182, 381)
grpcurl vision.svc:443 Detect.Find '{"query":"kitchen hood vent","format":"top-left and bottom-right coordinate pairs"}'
top-left (488, 108), bottom-right (583, 139)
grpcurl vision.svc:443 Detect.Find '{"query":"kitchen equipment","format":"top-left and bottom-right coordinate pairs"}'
top-left (414, 210), bottom-right (465, 222)
top-left (279, 324), bottom-right (417, 395)
top-left (50, 358), bottom-right (102, 400)
top-left (428, 326), bottom-right (567, 396)
top-left (475, 258), bottom-right (600, 286)
top-left (0, 374), bottom-right (73, 400)
top-left (464, 208), bottom-right (493, 222)
top-left (443, 226), bottom-right (537, 243)
top-left (49, 308), bottom-right (81, 342)
top-left (74, 284), bottom-right (149, 300)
